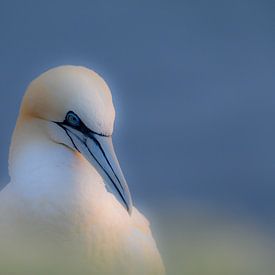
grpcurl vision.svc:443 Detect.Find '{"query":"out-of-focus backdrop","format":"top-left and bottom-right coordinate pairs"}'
top-left (0, 1), bottom-right (275, 274)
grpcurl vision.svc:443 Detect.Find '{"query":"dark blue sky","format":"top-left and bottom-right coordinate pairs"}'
top-left (1, 0), bottom-right (275, 225)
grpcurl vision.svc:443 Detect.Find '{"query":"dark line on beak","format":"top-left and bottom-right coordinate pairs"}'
top-left (57, 123), bottom-right (80, 152)
top-left (55, 122), bottom-right (131, 213)
top-left (84, 141), bottom-right (129, 212)
top-left (65, 128), bottom-right (80, 152)
top-left (90, 135), bottom-right (125, 195)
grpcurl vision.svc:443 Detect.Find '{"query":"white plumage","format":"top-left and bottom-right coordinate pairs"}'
top-left (0, 66), bottom-right (164, 274)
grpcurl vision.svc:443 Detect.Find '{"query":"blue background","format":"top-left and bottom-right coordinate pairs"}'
top-left (0, 0), bottom-right (275, 229)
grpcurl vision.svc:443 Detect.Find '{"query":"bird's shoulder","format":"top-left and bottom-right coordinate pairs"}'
top-left (129, 208), bottom-right (165, 274)
top-left (131, 207), bottom-right (151, 235)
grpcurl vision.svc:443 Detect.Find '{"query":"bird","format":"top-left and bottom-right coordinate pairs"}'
top-left (0, 65), bottom-right (165, 274)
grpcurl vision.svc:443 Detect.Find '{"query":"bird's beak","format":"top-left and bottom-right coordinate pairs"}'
top-left (58, 125), bottom-right (133, 214)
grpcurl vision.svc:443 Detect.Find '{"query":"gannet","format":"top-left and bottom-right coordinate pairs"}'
top-left (0, 66), bottom-right (165, 274)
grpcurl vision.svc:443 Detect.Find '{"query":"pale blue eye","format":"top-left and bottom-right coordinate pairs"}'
top-left (66, 112), bottom-right (80, 126)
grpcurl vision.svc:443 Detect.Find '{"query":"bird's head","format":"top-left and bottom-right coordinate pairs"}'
top-left (17, 65), bottom-right (132, 214)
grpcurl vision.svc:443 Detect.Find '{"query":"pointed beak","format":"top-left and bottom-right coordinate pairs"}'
top-left (59, 125), bottom-right (133, 214)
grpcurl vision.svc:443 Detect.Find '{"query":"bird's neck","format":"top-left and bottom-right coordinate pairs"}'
top-left (8, 117), bottom-right (104, 212)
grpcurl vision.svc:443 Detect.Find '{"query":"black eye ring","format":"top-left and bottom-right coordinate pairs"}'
top-left (66, 112), bottom-right (81, 127)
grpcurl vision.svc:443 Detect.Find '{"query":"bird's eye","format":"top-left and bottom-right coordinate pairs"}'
top-left (66, 112), bottom-right (80, 127)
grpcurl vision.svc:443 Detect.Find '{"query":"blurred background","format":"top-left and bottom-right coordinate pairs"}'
top-left (0, 0), bottom-right (275, 274)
